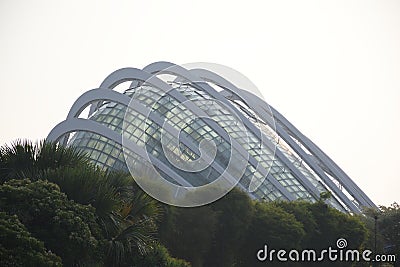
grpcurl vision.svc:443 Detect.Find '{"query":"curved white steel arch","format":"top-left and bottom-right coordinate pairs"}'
top-left (89, 67), bottom-right (159, 116)
top-left (68, 88), bottom-right (130, 118)
top-left (59, 88), bottom-right (132, 146)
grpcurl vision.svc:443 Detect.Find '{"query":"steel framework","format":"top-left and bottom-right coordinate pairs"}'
top-left (48, 62), bottom-right (376, 213)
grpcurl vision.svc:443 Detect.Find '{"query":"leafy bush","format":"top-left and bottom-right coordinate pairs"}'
top-left (0, 212), bottom-right (62, 267)
top-left (0, 179), bottom-right (105, 266)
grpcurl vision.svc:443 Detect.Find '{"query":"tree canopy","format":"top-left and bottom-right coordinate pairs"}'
top-left (157, 188), bottom-right (370, 267)
top-left (0, 140), bottom-right (186, 267)
top-left (0, 211), bottom-right (62, 267)
top-left (1, 139), bottom-right (396, 266)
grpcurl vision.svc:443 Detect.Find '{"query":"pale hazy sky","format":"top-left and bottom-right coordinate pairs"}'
top-left (1, 0), bottom-right (399, 206)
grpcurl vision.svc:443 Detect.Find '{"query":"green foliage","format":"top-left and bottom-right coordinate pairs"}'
top-left (378, 203), bottom-right (399, 262)
top-left (131, 243), bottom-right (191, 267)
top-left (0, 139), bottom-right (89, 182)
top-left (275, 201), bottom-right (367, 267)
top-left (355, 207), bottom-right (383, 256)
top-left (276, 200), bottom-right (367, 251)
top-left (158, 189), bottom-right (370, 267)
top-left (0, 212), bottom-right (62, 267)
top-left (44, 167), bottom-right (129, 236)
top-left (0, 139), bottom-right (377, 267)
top-left (0, 179), bottom-right (104, 266)
top-left (0, 139), bottom-right (166, 266)
top-left (204, 188), bottom-right (254, 267)
top-left (159, 205), bottom-right (218, 267)
top-left (311, 202), bottom-right (366, 251)
top-left (272, 200), bottom-right (318, 245)
top-left (356, 203), bottom-right (399, 266)
top-left (319, 191), bottom-right (332, 200)
top-left (238, 201), bottom-right (305, 267)
top-left (42, 166), bottom-right (162, 266)
top-left (104, 190), bottom-right (160, 267)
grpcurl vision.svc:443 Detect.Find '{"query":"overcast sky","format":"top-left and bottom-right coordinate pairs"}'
top-left (1, 0), bottom-right (399, 206)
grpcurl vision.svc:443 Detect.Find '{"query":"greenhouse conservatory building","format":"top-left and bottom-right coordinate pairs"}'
top-left (48, 61), bottom-right (376, 213)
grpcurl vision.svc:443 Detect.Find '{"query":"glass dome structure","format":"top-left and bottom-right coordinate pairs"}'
top-left (47, 61), bottom-right (376, 213)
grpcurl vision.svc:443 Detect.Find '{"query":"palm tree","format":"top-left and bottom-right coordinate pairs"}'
top-left (0, 139), bottom-right (89, 182)
top-left (0, 139), bottom-right (161, 266)
top-left (105, 188), bottom-right (161, 266)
